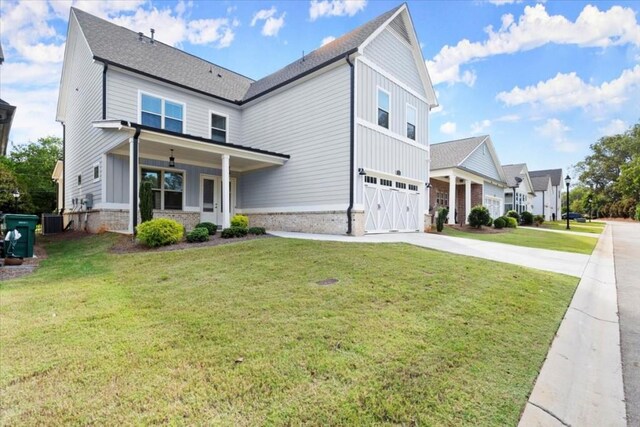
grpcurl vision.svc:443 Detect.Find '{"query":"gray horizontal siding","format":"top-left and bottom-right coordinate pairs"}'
top-left (240, 65), bottom-right (351, 208)
top-left (363, 27), bottom-right (426, 98)
top-left (357, 61), bottom-right (429, 146)
top-left (483, 182), bottom-right (504, 200)
top-left (461, 142), bottom-right (502, 182)
top-left (107, 69), bottom-right (242, 143)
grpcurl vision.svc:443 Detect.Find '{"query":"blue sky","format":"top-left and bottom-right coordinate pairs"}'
top-left (1, 0), bottom-right (639, 177)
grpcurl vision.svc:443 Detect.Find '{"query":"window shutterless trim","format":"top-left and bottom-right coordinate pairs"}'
top-left (377, 86), bottom-right (390, 129)
top-left (138, 90), bottom-right (186, 133)
top-left (140, 165), bottom-right (186, 211)
top-left (406, 103), bottom-right (417, 140)
top-left (209, 109), bottom-right (229, 143)
top-left (92, 161), bottom-right (101, 182)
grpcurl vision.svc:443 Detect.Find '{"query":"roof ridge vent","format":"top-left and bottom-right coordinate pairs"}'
top-left (138, 31), bottom-right (144, 42)
top-left (150, 28), bottom-right (155, 44)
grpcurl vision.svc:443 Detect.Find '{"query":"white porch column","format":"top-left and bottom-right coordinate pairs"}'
top-left (448, 174), bottom-right (456, 225)
top-left (222, 154), bottom-right (230, 229)
top-left (464, 179), bottom-right (471, 224)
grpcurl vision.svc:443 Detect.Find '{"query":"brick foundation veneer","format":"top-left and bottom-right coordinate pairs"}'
top-left (64, 209), bottom-right (200, 233)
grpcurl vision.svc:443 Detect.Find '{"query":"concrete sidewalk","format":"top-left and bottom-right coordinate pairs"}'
top-left (519, 224), bottom-right (626, 426)
top-left (270, 231), bottom-right (590, 277)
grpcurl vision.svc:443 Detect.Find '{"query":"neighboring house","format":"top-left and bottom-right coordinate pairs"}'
top-left (0, 43), bottom-right (17, 157)
top-left (56, 4), bottom-right (437, 235)
top-left (429, 135), bottom-right (507, 224)
top-left (502, 163), bottom-right (535, 215)
top-left (530, 175), bottom-right (552, 220)
top-left (529, 168), bottom-right (563, 221)
top-left (52, 160), bottom-right (64, 213)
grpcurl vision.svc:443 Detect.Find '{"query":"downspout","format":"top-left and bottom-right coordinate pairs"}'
top-left (345, 54), bottom-right (355, 235)
top-left (102, 64), bottom-right (108, 120)
top-left (542, 190), bottom-right (545, 219)
top-left (132, 126), bottom-right (141, 234)
top-left (61, 122), bottom-right (66, 215)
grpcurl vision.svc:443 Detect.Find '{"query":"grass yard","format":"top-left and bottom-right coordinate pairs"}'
top-left (1, 234), bottom-right (578, 425)
top-left (441, 225), bottom-right (598, 254)
top-left (542, 220), bottom-right (606, 234)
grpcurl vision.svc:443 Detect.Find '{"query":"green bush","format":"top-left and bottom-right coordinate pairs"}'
top-left (636, 203), bottom-right (640, 221)
top-left (493, 217), bottom-right (506, 229)
top-left (230, 214), bottom-right (249, 228)
top-left (521, 211), bottom-right (533, 225)
top-left (468, 205), bottom-right (491, 229)
top-left (505, 216), bottom-right (518, 228)
top-left (436, 207), bottom-right (448, 232)
top-left (533, 214), bottom-right (545, 226)
top-left (506, 210), bottom-right (520, 222)
top-left (136, 218), bottom-right (183, 247)
top-left (248, 226), bottom-right (266, 235)
top-left (486, 216), bottom-right (493, 227)
top-left (221, 226), bottom-right (249, 239)
top-left (195, 222), bottom-right (217, 235)
top-left (139, 181), bottom-right (154, 223)
top-left (186, 227), bottom-right (209, 243)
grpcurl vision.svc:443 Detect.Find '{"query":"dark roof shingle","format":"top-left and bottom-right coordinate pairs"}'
top-left (529, 168), bottom-right (563, 186)
top-left (430, 136), bottom-right (487, 170)
top-left (531, 175), bottom-right (551, 192)
top-left (502, 164), bottom-right (527, 187)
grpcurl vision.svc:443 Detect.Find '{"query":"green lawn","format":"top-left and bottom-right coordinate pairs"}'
top-left (441, 225), bottom-right (598, 254)
top-left (541, 220), bottom-right (606, 234)
top-left (1, 234), bottom-right (578, 425)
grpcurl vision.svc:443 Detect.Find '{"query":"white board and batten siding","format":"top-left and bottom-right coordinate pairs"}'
top-left (62, 15), bottom-right (127, 209)
top-left (240, 64), bottom-right (351, 210)
top-left (106, 69), bottom-right (243, 143)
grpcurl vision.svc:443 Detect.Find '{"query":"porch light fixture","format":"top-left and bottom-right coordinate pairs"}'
top-left (425, 182), bottom-right (432, 188)
top-left (358, 168), bottom-right (366, 176)
top-left (169, 149), bottom-right (175, 168)
top-left (12, 188), bottom-right (20, 212)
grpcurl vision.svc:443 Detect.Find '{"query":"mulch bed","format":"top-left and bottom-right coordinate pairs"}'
top-left (109, 232), bottom-right (274, 254)
top-left (0, 243), bottom-right (48, 282)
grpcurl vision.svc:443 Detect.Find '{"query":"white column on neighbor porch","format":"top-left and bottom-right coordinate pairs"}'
top-left (464, 179), bottom-right (471, 225)
top-left (448, 173), bottom-right (456, 225)
top-left (222, 154), bottom-right (230, 229)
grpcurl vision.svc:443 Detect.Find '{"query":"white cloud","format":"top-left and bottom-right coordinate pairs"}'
top-left (599, 119), bottom-right (628, 136)
top-left (309, 0), bottom-right (367, 21)
top-left (0, 87), bottom-right (61, 145)
top-left (471, 119), bottom-right (491, 134)
top-left (321, 36), bottom-right (336, 46)
top-left (427, 4), bottom-right (640, 86)
top-left (440, 122), bottom-right (457, 135)
top-left (0, 62), bottom-right (62, 86)
top-left (496, 65), bottom-right (640, 110)
top-left (251, 7), bottom-right (285, 37)
top-left (495, 114), bottom-right (520, 122)
top-left (186, 18), bottom-right (235, 47)
top-left (535, 118), bottom-right (579, 153)
top-left (488, 0), bottom-right (522, 5)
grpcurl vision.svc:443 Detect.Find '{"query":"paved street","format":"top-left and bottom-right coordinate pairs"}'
top-left (611, 221), bottom-right (640, 426)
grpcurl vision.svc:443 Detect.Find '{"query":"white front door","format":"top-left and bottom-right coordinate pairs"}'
top-left (200, 175), bottom-right (237, 225)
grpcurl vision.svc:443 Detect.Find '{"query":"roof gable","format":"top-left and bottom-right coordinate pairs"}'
top-left (531, 175), bottom-right (552, 192)
top-left (460, 138), bottom-right (506, 183)
top-left (430, 136), bottom-right (486, 170)
top-left (529, 168), bottom-right (563, 186)
top-left (502, 163), bottom-right (535, 194)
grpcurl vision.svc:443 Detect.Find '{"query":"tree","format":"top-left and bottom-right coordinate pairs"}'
top-left (139, 181), bottom-right (154, 223)
top-left (0, 163), bottom-right (31, 213)
top-left (2, 136), bottom-right (61, 217)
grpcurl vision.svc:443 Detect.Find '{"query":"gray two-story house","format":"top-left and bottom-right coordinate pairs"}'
top-left (56, 4), bottom-right (437, 235)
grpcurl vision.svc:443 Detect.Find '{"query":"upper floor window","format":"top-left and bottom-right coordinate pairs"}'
top-left (406, 104), bottom-right (416, 140)
top-left (140, 93), bottom-right (184, 133)
top-left (211, 113), bottom-right (227, 143)
top-left (377, 89), bottom-right (389, 129)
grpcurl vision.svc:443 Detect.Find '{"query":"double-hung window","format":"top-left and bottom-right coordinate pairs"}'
top-left (141, 168), bottom-right (183, 210)
top-left (140, 93), bottom-right (184, 133)
top-left (377, 89), bottom-right (389, 129)
top-left (406, 105), bottom-right (416, 140)
top-left (211, 113), bottom-right (227, 143)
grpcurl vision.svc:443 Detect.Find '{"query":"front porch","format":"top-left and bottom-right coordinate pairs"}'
top-left (429, 169), bottom-right (484, 225)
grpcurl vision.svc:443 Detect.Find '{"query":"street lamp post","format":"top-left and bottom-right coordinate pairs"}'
top-left (564, 175), bottom-right (571, 230)
top-left (12, 189), bottom-right (20, 213)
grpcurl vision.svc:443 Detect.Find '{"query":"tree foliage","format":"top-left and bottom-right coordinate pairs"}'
top-left (1, 136), bottom-right (62, 216)
top-left (574, 122), bottom-right (640, 219)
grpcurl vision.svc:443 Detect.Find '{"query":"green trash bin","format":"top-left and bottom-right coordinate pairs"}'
top-left (3, 214), bottom-right (39, 258)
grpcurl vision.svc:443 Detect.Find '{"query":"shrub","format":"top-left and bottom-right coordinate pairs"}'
top-left (195, 222), bottom-right (217, 235)
top-left (533, 214), bottom-right (545, 226)
top-left (248, 226), bottom-right (266, 235)
top-left (468, 205), bottom-right (491, 229)
top-left (486, 216), bottom-right (493, 227)
top-left (521, 211), bottom-right (534, 225)
top-left (139, 181), bottom-right (154, 223)
top-left (186, 227), bottom-right (209, 243)
top-left (505, 216), bottom-right (518, 228)
top-left (231, 214), bottom-right (249, 228)
top-left (436, 207), bottom-right (448, 232)
top-left (136, 218), bottom-right (183, 247)
top-left (221, 226), bottom-right (249, 239)
top-left (506, 210), bottom-right (520, 222)
top-left (493, 217), bottom-right (506, 229)
top-left (636, 203), bottom-right (640, 221)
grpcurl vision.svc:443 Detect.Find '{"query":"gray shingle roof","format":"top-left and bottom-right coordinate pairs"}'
top-left (72, 8), bottom-right (253, 103)
top-left (72, 4), bottom-right (403, 104)
top-left (531, 175), bottom-right (551, 192)
top-left (529, 168), bottom-right (563, 186)
top-left (243, 5), bottom-right (402, 101)
top-left (502, 164), bottom-right (527, 187)
top-left (430, 136), bottom-right (487, 170)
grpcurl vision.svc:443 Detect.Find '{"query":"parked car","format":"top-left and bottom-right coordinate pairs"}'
top-left (561, 212), bottom-right (583, 220)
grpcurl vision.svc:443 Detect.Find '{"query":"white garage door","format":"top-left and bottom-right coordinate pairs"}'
top-left (364, 176), bottom-right (421, 233)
